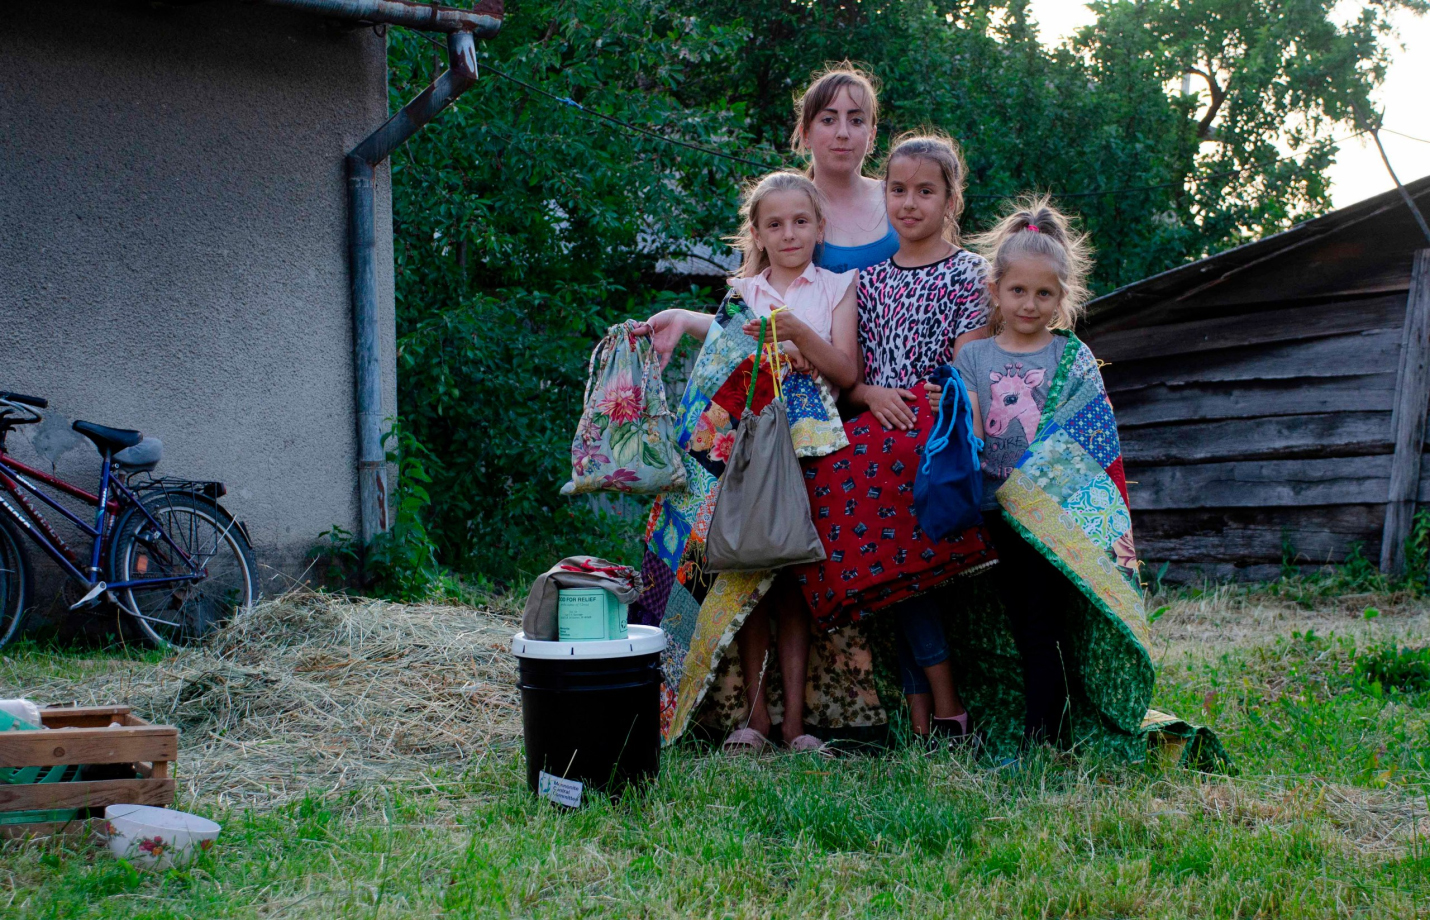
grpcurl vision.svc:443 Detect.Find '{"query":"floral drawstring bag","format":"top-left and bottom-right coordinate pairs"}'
top-left (561, 320), bottom-right (688, 496)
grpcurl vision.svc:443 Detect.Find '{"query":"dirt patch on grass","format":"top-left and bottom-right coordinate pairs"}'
top-left (1143, 775), bottom-right (1428, 854)
top-left (1149, 586), bottom-right (1430, 657)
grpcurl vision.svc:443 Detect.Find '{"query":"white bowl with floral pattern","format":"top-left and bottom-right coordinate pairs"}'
top-left (103, 804), bottom-right (221, 869)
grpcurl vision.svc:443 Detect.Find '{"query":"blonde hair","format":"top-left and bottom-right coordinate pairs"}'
top-left (791, 64), bottom-right (880, 160)
top-left (728, 171), bottom-right (827, 279)
top-left (971, 194), bottom-right (1093, 331)
top-left (882, 131), bottom-right (968, 245)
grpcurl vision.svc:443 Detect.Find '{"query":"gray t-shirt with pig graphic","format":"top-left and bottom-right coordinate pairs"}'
top-left (953, 336), bottom-right (1067, 510)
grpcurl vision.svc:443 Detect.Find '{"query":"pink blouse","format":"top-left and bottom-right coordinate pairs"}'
top-left (727, 263), bottom-right (856, 344)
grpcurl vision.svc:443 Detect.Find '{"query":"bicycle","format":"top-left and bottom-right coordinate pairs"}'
top-left (0, 390), bottom-right (257, 648)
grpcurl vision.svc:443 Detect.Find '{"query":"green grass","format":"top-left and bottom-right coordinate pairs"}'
top-left (3, 598), bottom-right (1429, 918)
top-left (0, 638), bottom-right (167, 674)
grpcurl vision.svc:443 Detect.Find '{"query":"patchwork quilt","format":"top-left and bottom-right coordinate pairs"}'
top-left (960, 330), bottom-right (1227, 766)
top-left (627, 298), bottom-right (866, 743)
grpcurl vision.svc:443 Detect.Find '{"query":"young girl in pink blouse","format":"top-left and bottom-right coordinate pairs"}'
top-left (639, 170), bottom-right (860, 754)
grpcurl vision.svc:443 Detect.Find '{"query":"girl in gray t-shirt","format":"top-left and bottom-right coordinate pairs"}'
top-left (930, 194), bottom-right (1096, 749)
top-left (952, 336), bottom-right (1065, 510)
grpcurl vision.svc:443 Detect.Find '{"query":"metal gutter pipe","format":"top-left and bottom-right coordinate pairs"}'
top-left (256, 0), bottom-right (501, 547)
top-left (256, 0), bottom-right (502, 35)
top-left (345, 29), bottom-right (481, 545)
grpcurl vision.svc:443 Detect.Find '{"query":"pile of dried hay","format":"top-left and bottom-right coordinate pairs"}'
top-left (19, 592), bottom-right (523, 810)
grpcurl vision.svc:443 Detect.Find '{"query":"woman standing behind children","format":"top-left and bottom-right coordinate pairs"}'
top-left (950, 196), bottom-right (1095, 748)
top-left (793, 66), bottom-right (899, 274)
top-left (844, 133), bottom-right (990, 743)
top-left (638, 170), bottom-right (860, 753)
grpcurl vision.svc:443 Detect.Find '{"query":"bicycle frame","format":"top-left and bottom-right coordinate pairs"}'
top-left (0, 449), bottom-right (205, 592)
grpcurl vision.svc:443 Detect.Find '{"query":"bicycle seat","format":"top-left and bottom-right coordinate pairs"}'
top-left (114, 436), bottom-right (163, 473)
top-left (72, 420), bottom-right (143, 454)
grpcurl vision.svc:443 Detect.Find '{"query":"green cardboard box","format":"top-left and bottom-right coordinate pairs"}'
top-left (558, 588), bottom-right (628, 641)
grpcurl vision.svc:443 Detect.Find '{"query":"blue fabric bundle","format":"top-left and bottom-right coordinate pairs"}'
top-left (913, 365), bottom-right (984, 539)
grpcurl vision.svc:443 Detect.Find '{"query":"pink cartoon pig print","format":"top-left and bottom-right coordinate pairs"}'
top-left (986, 364), bottom-right (1046, 440)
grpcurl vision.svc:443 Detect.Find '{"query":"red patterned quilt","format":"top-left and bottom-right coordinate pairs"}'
top-left (790, 389), bottom-right (997, 632)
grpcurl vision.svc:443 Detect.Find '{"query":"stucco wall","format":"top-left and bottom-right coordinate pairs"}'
top-left (0, 1), bottom-right (396, 622)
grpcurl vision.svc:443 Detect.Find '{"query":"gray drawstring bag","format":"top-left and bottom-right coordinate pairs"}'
top-left (705, 315), bottom-right (826, 572)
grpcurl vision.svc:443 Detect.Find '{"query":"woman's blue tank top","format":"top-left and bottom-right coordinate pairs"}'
top-left (814, 222), bottom-right (900, 273)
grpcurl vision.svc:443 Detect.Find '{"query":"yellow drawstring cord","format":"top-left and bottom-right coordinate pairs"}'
top-left (767, 307), bottom-right (786, 402)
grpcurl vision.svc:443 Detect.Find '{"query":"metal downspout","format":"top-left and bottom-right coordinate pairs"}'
top-left (255, 0), bottom-right (500, 546)
top-left (347, 31), bottom-right (480, 545)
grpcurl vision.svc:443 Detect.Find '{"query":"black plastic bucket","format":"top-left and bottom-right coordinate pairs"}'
top-left (513, 625), bottom-right (666, 799)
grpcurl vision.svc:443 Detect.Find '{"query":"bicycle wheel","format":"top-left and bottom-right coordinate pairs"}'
top-left (108, 491), bottom-right (256, 647)
top-left (0, 514), bottom-right (33, 649)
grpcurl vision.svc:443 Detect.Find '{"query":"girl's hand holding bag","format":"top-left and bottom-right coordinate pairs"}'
top-left (705, 312), bottom-right (827, 572)
top-left (562, 319), bottom-right (687, 496)
top-left (912, 364), bottom-right (984, 539)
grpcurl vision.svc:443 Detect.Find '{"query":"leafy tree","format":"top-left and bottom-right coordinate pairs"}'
top-left (386, 2), bottom-right (755, 581)
top-left (1080, 0), bottom-right (1429, 246)
top-left (669, 0), bottom-right (1425, 283)
top-left (384, 0), bottom-right (1421, 585)
top-left (668, 0), bottom-right (1202, 289)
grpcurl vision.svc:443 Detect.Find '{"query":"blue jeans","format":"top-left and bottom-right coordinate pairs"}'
top-left (894, 590), bottom-right (950, 694)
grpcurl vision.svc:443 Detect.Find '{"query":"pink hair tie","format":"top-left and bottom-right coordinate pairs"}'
top-left (1024, 224), bottom-right (1040, 233)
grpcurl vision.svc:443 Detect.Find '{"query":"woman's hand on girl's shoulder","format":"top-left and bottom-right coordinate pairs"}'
top-left (863, 385), bottom-right (918, 431)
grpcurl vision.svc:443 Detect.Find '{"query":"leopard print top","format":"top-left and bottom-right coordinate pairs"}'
top-left (857, 249), bottom-right (991, 389)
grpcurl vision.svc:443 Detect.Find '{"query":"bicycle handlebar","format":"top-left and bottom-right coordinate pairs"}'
top-left (0, 391), bottom-right (47, 409)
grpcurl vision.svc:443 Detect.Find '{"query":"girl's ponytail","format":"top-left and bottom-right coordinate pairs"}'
top-left (971, 195), bottom-right (1093, 330)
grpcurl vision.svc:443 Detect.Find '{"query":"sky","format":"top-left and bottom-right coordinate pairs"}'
top-left (1025, 0), bottom-right (1430, 209)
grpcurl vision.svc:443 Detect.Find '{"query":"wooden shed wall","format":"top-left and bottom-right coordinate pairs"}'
top-left (1081, 233), bottom-right (1423, 582)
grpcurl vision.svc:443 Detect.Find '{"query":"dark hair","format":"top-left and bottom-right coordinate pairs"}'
top-left (882, 131), bottom-right (968, 245)
top-left (972, 194), bottom-right (1094, 330)
top-left (791, 64), bottom-right (880, 159)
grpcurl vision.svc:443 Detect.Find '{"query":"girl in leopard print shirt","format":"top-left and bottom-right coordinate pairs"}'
top-left (850, 135), bottom-right (990, 427)
top-left (845, 132), bottom-right (990, 745)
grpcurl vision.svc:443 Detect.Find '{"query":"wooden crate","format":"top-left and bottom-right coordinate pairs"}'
top-left (0, 705), bottom-right (177, 839)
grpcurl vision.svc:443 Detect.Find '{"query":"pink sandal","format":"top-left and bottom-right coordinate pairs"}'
top-left (722, 727), bottom-right (772, 754)
top-left (787, 733), bottom-right (833, 757)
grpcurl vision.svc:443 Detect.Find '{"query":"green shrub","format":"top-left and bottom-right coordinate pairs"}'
top-left (1355, 643), bottom-right (1430, 695)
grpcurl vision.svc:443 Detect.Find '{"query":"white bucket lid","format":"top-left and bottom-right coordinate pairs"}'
top-left (511, 624), bottom-right (665, 659)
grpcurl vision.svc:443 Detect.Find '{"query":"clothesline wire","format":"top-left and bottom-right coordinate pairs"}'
top-left (1382, 127), bottom-right (1430, 146)
top-left (409, 31), bottom-right (1389, 202)
top-left (411, 33), bottom-right (782, 172)
top-left (477, 58), bottom-right (783, 172)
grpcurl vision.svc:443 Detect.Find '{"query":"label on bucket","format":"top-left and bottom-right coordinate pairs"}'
top-left (558, 589), bottom-right (609, 641)
top-left (538, 771), bottom-right (583, 808)
top-left (606, 601), bottom-right (628, 640)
